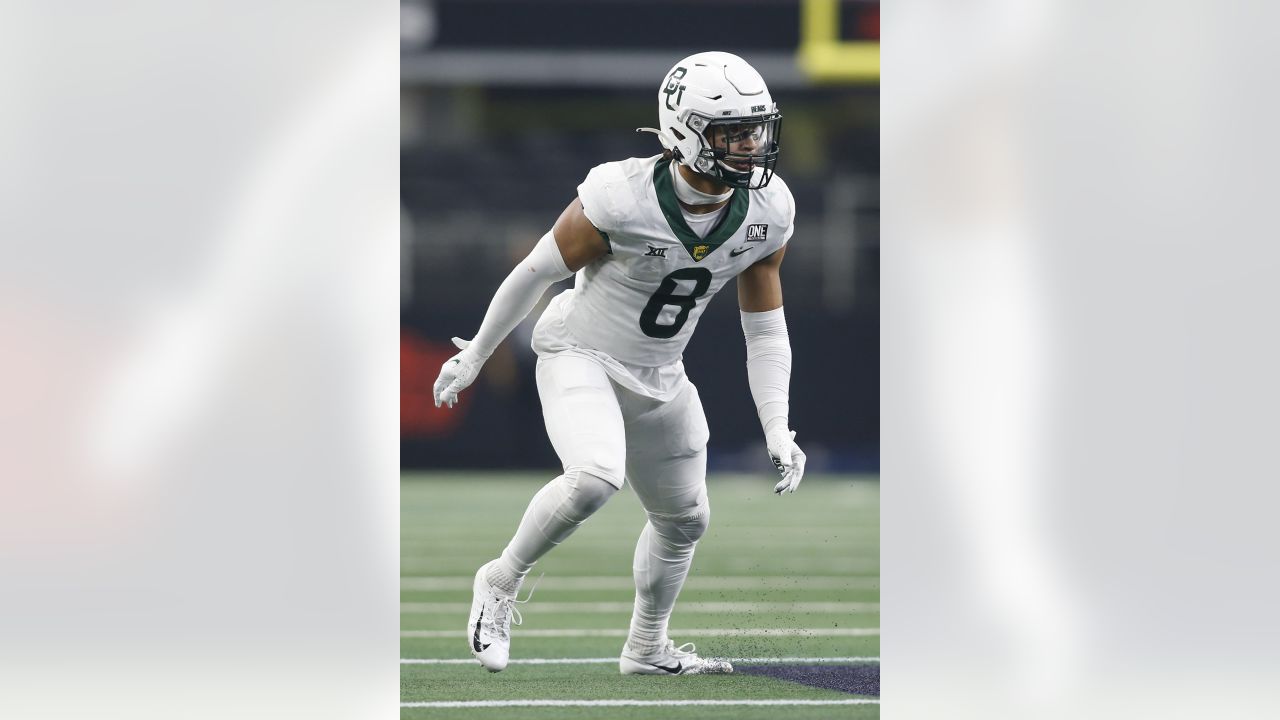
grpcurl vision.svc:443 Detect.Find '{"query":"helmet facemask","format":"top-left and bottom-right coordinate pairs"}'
top-left (689, 112), bottom-right (782, 190)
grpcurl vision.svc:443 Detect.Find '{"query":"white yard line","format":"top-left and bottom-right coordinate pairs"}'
top-left (401, 628), bottom-right (880, 638)
top-left (402, 539), bottom-right (880, 548)
top-left (401, 601), bottom-right (879, 614)
top-left (400, 575), bottom-right (879, 591)
top-left (408, 559), bottom-right (879, 574)
top-left (400, 656), bottom-right (879, 665)
top-left (402, 699), bottom-right (879, 708)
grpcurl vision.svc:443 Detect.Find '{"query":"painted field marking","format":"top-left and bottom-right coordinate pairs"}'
top-left (402, 537), bottom-right (880, 547)
top-left (402, 601), bottom-right (879, 614)
top-left (402, 699), bottom-right (879, 708)
top-left (401, 628), bottom-right (879, 638)
top-left (407, 559), bottom-right (879, 574)
top-left (400, 656), bottom-right (879, 665)
top-left (401, 575), bottom-right (879, 591)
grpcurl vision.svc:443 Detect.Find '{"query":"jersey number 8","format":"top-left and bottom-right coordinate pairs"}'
top-left (639, 267), bottom-right (713, 339)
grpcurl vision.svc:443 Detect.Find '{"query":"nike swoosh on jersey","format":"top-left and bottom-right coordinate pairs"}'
top-left (729, 247), bottom-right (752, 257)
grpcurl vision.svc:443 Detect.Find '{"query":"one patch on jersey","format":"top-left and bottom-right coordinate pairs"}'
top-left (746, 224), bottom-right (769, 242)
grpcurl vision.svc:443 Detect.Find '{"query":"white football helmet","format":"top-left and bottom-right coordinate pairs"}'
top-left (638, 51), bottom-right (782, 190)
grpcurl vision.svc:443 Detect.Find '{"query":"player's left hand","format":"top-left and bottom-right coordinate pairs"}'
top-left (765, 426), bottom-right (807, 494)
top-left (432, 337), bottom-right (486, 409)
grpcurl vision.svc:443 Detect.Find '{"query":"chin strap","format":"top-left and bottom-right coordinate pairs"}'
top-left (671, 161), bottom-right (733, 205)
top-left (639, 127), bottom-right (734, 188)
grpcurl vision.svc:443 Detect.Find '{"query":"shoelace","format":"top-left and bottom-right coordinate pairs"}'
top-left (671, 641), bottom-right (697, 659)
top-left (651, 640), bottom-right (698, 661)
top-left (489, 573), bottom-right (543, 640)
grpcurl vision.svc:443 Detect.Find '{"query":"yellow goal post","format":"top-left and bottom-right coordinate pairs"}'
top-left (798, 0), bottom-right (880, 83)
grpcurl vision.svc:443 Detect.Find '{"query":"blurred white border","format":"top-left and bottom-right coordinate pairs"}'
top-left (885, 1), bottom-right (1280, 717)
top-left (0, 3), bottom-right (398, 718)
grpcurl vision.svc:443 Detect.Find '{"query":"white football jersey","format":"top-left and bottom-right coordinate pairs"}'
top-left (532, 155), bottom-right (794, 372)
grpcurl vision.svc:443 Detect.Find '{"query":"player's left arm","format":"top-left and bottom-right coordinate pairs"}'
top-left (738, 246), bottom-right (806, 494)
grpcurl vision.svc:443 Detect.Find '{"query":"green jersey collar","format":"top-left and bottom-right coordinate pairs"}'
top-left (652, 159), bottom-right (749, 262)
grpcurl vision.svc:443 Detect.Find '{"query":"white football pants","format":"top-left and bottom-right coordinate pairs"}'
top-left (494, 352), bottom-right (710, 654)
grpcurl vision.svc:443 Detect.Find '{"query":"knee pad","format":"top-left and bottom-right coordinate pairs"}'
top-left (647, 499), bottom-right (710, 548)
top-left (559, 469), bottom-right (618, 520)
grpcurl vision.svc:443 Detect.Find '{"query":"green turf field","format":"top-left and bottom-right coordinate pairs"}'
top-left (402, 472), bottom-right (880, 719)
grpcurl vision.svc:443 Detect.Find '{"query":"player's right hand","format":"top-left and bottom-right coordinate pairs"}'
top-left (432, 337), bottom-right (486, 408)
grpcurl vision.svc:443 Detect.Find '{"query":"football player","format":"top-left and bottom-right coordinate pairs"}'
top-left (433, 52), bottom-right (805, 675)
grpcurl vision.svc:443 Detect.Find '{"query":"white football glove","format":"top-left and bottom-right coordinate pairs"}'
top-left (432, 337), bottom-right (486, 408)
top-left (765, 426), bottom-right (807, 494)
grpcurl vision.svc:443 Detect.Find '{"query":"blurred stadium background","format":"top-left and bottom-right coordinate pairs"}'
top-left (400, 0), bottom-right (880, 474)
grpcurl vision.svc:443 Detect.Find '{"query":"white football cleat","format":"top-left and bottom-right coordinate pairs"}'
top-left (467, 562), bottom-right (525, 672)
top-left (619, 640), bottom-right (734, 676)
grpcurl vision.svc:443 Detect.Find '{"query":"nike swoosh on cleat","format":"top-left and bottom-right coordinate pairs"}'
top-left (472, 611), bottom-right (490, 652)
top-left (729, 247), bottom-right (752, 257)
top-left (654, 662), bottom-right (682, 674)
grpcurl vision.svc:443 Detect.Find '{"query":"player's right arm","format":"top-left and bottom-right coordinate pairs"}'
top-left (432, 199), bottom-right (608, 408)
top-left (551, 199), bottom-right (610, 271)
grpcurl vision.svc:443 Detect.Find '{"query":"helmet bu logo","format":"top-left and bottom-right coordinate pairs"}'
top-left (663, 66), bottom-right (687, 110)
